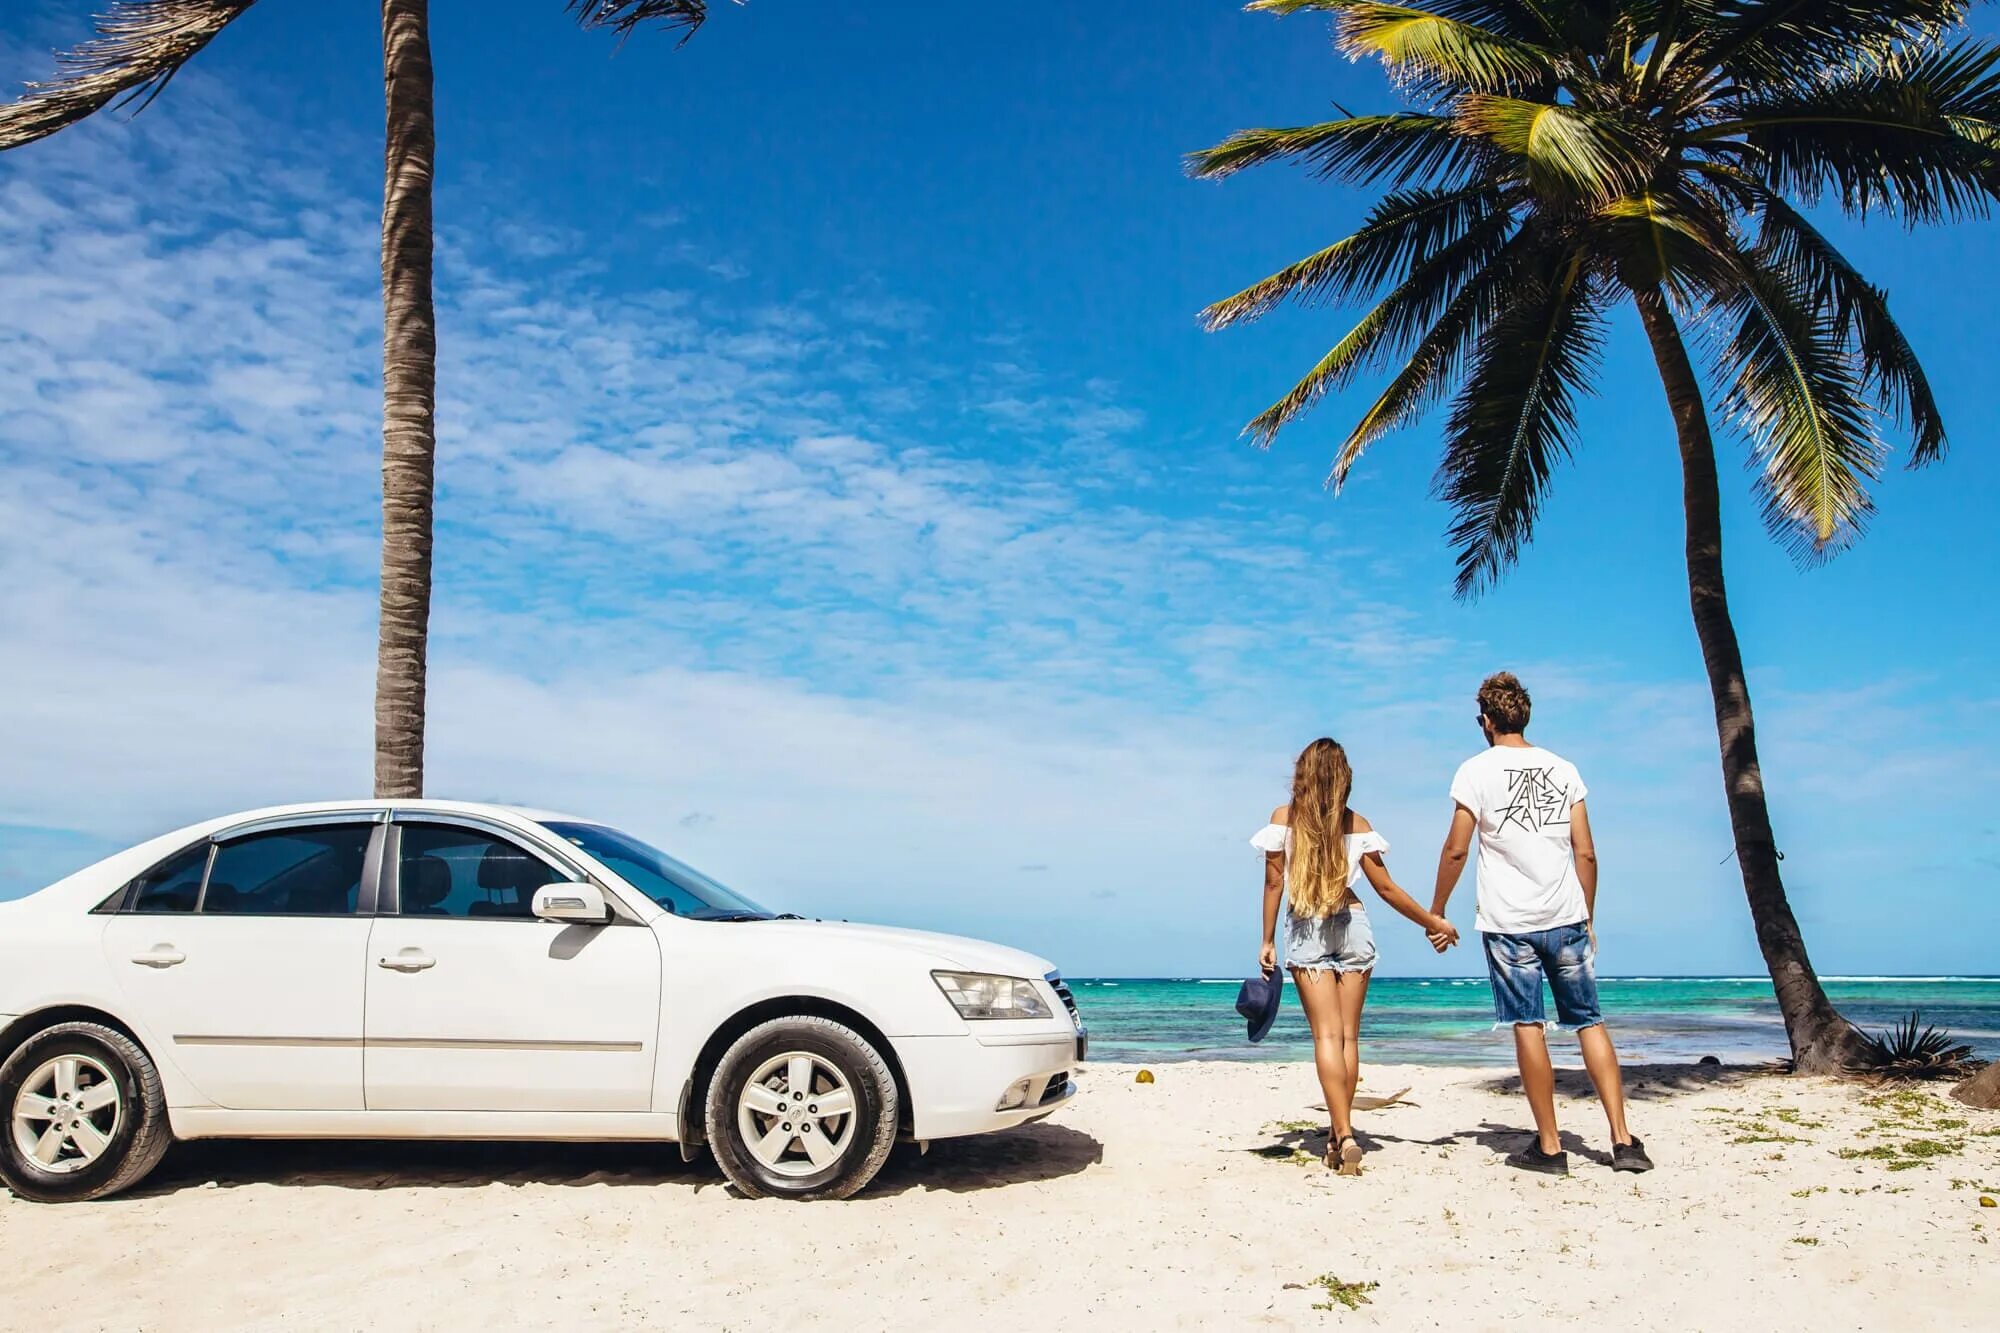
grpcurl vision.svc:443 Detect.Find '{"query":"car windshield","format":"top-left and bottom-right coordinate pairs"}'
top-left (543, 821), bottom-right (774, 921)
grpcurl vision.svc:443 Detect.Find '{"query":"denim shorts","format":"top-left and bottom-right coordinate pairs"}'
top-left (1286, 907), bottom-right (1377, 974)
top-left (1483, 923), bottom-right (1602, 1028)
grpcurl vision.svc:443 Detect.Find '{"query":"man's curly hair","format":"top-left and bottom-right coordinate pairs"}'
top-left (1477, 672), bottom-right (1532, 734)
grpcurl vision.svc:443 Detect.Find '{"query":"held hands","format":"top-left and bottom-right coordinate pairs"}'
top-left (1426, 915), bottom-right (1460, 953)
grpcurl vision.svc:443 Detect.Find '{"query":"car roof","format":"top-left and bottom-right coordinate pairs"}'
top-left (204, 798), bottom-right (592, 827)
top-left (0, 800), bottom-right (612, 917)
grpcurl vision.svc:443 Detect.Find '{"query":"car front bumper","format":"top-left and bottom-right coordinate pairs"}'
top-left (896, 1024), bottom-right (1084, 1141)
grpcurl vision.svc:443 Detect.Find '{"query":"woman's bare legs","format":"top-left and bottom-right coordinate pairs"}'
top-left (1335, 969), bottom-right (1371, 1110)
top-left (1291, 967), bottom-right (1356, 1143)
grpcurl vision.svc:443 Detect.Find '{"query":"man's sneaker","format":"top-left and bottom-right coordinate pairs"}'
top-left (1612, 1136), bottom-right (1655, 1173)
top-left (1505, 1142), bottom-right (1569, 1175)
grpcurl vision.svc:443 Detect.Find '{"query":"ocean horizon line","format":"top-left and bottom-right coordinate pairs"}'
top-left (1069, 975), bottom-right (2000, 1066)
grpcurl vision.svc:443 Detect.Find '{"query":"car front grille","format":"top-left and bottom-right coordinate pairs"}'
top-left (1049, 974), bottom-right (1080, 1029)
top-left (1039, 1071), bottom-right (1071, 1105)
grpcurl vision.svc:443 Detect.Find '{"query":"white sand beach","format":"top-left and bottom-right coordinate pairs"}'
top-left (5, 1061), bottom-right (1994, 1331)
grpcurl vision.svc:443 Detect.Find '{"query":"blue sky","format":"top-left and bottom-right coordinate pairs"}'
top-left (1, 0), bottom-right (1994, 978)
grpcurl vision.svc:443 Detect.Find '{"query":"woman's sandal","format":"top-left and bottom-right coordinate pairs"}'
top-left (1324, 1134), bottom-right (1364, 1176)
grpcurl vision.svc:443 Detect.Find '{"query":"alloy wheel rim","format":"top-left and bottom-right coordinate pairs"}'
top-left (736, 1051), bottom-right (857, 1178)
top-left (11, 1054), bottom-right (122, 1175)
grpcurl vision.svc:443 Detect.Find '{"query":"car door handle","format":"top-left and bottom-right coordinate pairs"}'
top-left (377, 951), bottom-right (436, 973)
top-left (131, 947), bottom-right (186, 969)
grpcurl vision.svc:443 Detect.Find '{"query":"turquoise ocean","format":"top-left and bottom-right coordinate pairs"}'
top-left (1071, 976), bottom-right (2000, 1066)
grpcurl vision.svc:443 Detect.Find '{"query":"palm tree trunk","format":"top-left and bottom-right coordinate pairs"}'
top-left (1632, 287), bottom-right (1868, 1074)
top-left (375, 0), bottom-right (437, 799)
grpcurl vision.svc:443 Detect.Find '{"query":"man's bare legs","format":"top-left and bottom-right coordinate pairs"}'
top-left (1292, 968), bottom-right (1355, 1143)
top-left (1517, 1021), bottom-right (1634, 1155)
top-left (1513, 1023), bottom-right (1562, 1154)
top-left (1578, 1023), bottom-right (1632, 1145)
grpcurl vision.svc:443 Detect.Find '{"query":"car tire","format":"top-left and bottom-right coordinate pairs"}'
top-left (704, 1016), bottom-right (899, 1200)
top-left (0, 1021), bottom-right (173, 1203)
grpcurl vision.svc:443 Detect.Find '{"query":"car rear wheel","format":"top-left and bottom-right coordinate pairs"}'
top-left (0, 1021), bottom-right (173, 1203)
top-left (704, 1016), bottom-right (898, 1200)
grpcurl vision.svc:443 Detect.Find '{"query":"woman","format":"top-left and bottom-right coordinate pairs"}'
top-left (1254, 738), bottom-right (1458, 1174)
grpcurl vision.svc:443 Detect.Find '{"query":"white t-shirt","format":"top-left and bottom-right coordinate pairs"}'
top-left (1448, 745), bottom-right (1589, 934)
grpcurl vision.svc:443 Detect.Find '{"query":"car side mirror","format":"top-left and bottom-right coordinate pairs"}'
top-left (532, 882), bottom-right (609, 924)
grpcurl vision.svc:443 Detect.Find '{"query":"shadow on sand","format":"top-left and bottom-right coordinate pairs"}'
top-left (1354, 1121), bottom-right (1647, 1166)
top-left (870, 1122), bottom-right (1103, 1196)
top-left (1256, 1061), bottom-right (1781, 1166)
top-left (1258, 1121), bottom-right (1616, 1165)
top-left (1473, 1059), bottom-right (1785, 1103)
top-left (133, 1120), bottom-right (1103, 1200)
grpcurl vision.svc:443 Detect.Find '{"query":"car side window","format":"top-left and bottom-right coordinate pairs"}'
top-left (126, 844), bottom-right (211, 913)
top-left (397, 824), bottom-right (565, 920)
top-left (203, 825), bottom-right (371, 916)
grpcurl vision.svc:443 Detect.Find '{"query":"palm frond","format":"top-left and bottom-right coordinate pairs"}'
top-left (1457, 95), bottom-right (1647, 201)
top-left (1705, 39), bottom-right (2000, 222)
top-left (1240, 209), bottom-right (1520, 444)
top-left (1201, 185), bottom-right (1509, 329)
top-left (0, 0), bottom-right (257, 152)
top-left (1327, 224), bottom-right (1547, 489)
top-left (1187, 114), bottom-right (1484, 188)
top-left (1713, 257), bottom-right (1886, 560)
top-left (1752, 192), bottom-right (1946, 462)
top-left (1703, 2), bottom-right (1975, 80)
top-left (1436, 250), bottom-right (1606, 597)
top-left (1249, 0), bottom-right (1556, 44)
top-left (1332, 3), bottom-right (1560, 92)
top-left (1635, 0), bottom-right (1687, 103)
top-left (1689, 157), bottom-right (1767, 211)
top-left (567, 0), bottom-right (712, 40)
top-left (1594, 187), bottom-right (1743, 300)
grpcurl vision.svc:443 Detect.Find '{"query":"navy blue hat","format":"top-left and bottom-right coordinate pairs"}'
top-left (1235, 968), bottom-right (1283, 1043)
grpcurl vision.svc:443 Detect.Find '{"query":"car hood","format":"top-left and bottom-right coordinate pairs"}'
top-left (732, 919), bottom-right (1056, 977)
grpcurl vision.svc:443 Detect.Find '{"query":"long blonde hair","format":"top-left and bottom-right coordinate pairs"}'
top-left (1286, 738), bottom-right (1353, 919)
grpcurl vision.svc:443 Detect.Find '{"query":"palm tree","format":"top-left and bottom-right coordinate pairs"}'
top-left (0, 0), bottom-right (713, 798)
top-left (1192, 1), bottom-right (1999, 1072)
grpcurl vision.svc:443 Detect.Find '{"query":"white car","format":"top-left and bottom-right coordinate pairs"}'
top-left (0, 801), bottom-right (1085, 1203)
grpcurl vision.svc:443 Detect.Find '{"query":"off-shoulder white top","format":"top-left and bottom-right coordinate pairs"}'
top-left (1250, 824), bottom-right (1391, 893)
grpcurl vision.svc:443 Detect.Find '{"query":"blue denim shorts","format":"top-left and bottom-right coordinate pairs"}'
top-left (1482, 924), bottom-right (1602, 1029)
top-left (1286, 907), bottom-right (1377, 974)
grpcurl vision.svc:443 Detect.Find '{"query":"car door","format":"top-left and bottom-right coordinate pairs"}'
top-left (362, 816), bottom-right (662, 1112)
top-left (98, 815), bottom-right (379, 1110)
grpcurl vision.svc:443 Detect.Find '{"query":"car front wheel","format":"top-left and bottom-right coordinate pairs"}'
top-left (0, 1021), bottom-right (173, 1203)
top-left (704, 1016), bottom-right (899, 1200)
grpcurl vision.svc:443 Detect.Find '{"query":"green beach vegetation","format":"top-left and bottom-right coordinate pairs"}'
top-left (0, 0), bottom-right (716, 799)
top-left (1191, 1), bottom-right (2000, 1073)
top-left (1295, 1273), bottom-right (1380, 1312)
top-left (1856, 1011), bottom-right (1979, 1079)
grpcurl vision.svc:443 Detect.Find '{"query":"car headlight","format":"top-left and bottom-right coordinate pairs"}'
top-left (932, 971), bottom-right (1053, 1020)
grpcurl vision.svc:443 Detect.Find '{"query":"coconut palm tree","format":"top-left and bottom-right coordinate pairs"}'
top-left (1192, 0), bottom-right (1999, 1072)
top-left (0, 1), bottom-right (713, 799)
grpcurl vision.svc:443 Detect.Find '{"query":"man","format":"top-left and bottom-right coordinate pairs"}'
top-left (1432, 672), bottom-right (1653, 1175)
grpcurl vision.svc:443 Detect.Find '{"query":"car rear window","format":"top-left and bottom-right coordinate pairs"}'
top-left (203, 826), bottom-right (370, 915)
